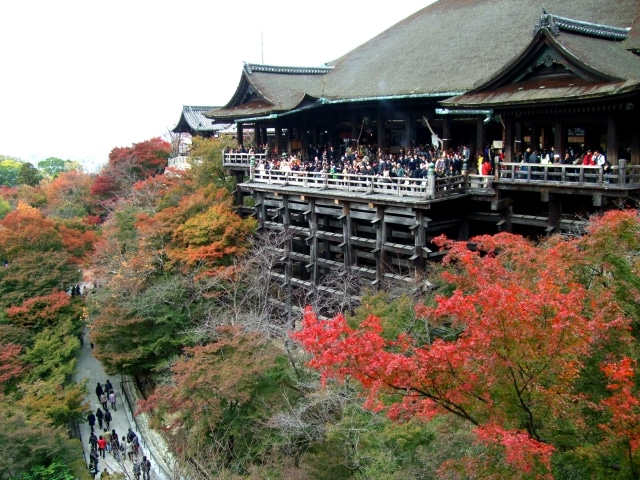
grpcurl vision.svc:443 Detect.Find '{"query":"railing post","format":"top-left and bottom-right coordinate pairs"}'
top-left (427, 164), bottom-right (436, 199)
top-left (619, 159), bottom-right (627, 186)
top-left (249, 156), bottom-right (256, 181)
top-left (463, 158), bottom-right (469, 192)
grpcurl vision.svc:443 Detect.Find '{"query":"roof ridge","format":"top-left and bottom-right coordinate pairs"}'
top-left (244, 63), bottom-right (333, 75)
top-left (533, 9), bottom-right (631, 41)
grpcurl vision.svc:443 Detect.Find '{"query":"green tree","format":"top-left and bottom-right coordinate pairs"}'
top-left (16, 163), bottom-right (42, 186)
top-left (0, 158), bottom-right (22, 187)
top-left (37, 157), bottom-right (80, 179)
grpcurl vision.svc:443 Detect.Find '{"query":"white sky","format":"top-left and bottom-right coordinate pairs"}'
top-left (0, 1), bottom-right (433, 172)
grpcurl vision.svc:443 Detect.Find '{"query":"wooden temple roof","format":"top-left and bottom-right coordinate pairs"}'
top-left (205, 0), bottom-right (640, 123)
top-left (442, 18), bottom-right (640, 109)
top-left (172, 105), bottom-right (234, 134)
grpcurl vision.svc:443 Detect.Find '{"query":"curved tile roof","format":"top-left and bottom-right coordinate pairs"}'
top-left (323, 0), bottom-right (640, 99)
top-left (208, 0), bottom-right (640, 121)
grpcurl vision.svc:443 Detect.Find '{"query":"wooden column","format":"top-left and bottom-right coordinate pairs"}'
top-left (504, 116), bottom-right (514, 162)
top-left (341, 202), bottom-right (352, 269)
top-left (282, 196), bottom-right (293, 322)
top-left (530, 124), bottom-right (540, 150)
top-left (442, 117), bottom-right (451, 151)
top-left (554, 120), bottom-right (566, 161)
top-left (351, 114), bottom-right (358, 147)
top-left (514, 121), bottom-right (524, 161)
top-left (404, 112), bottom-right (414, 151)
top-left (237, 123), bottom-right (244, 147)
top-left (253, 124), bottom-right (259, 147)
top-left (548, 194), bottom-right (562, 233)
top-left (307, 198), bottom-right (318, 284)
top-left (275, 124), bottom-right (282, 156)
top-left (476, 116), bottom-right (484, 168)
top-left (233, 171), bottom-right (244, 206)
top-left (632, 118), bottom-right (640, 165)
top-left (607, 115), bottom-right (619, 166)
top-left (377, 109), bottom-right (385, 152)
top-left (374, 206), bottom-right (386, 288)
top-left (413, 211), bottom-right (426, 272)
top-left (287, 127), bottom-right (294, 157)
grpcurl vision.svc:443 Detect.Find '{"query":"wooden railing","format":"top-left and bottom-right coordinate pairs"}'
top-left (496, 159), bottom-right (640, 187)
top-left (223, 152), bottom-right (267, 167)
top-left (250, 169), bottom-right (471, 200)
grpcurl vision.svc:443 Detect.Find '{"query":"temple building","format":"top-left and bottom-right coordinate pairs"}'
top-left (176, 0), bottom-right (640, 299)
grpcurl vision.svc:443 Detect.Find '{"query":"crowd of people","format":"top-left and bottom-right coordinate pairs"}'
top-left (87, 380), bottom-right (152, 479)
top-left (253, 143), bottom-right (472, 182)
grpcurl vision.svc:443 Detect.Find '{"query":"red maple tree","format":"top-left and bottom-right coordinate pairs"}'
top-left (292, 214), bottom-right (638, 477)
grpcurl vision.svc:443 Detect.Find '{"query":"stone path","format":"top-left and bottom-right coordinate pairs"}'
top-left (74, 328), bottom-right (169, 479)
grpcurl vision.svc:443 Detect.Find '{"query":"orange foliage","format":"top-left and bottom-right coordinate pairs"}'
top-left (5, 291), bottom-right (72, 328)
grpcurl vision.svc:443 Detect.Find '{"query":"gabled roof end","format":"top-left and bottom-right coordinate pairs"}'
top-left (243, 62), bottom-right (333, 76)
top-left (533, 8), bottom-right (631, 41)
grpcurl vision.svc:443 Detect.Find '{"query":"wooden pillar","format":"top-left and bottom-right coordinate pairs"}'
top-left (237, 123), bottom-right (244, 147)
top-left (282, 196), bottom-right (293, 322)
top-left (413, 211), bottom-right (426, 272)
top-left (476, 116), bottom-right (484, 167)
top-left (530, 124), bottom-right (540, 150)
top-left (342, 202), bottom-right (352, 269)
top-left (351, 114), bottom-right (358, 148)
top-left (307, 198), bottom-right (318, 284)
top-left (504, 116), bottom-right (514, 162)
top-left (253, 124), bottom-right (259, 147)
top-left (233, 171), bottom-right (244, 206)
top-left (554, 120), bottom-right (566, 161)
top-left (289, 126), bottom-right (296, 157)
top-left (514, 121), bottom-right (524, 161)
top-left (256, 192), bottom-right (266, 229)
top-left (442, 117), bottom-right (451, 151)
top-left (404, 112), bottom-right (414, 151)
top-left (607, 115), bottom-right (619, 166)
top-left (377, 109), bottom-right (385, 152)
top-left (549, 194), bottom-right (562, 233)
top-left (275, 124), bottom-right (282, 156)
top-left (374, 206), bottom-right (386, 288)
top-left (632, 119), bottom-right (640, 165)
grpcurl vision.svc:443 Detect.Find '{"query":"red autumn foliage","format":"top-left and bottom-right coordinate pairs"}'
top-left (5, 291), bottom-right (72, 328)
top-left (0, 343), bottom-right (27, 383)
top-left (292, 217), bottom-right (638, 476)
top-left (91, 137), bottom-right (171, 200)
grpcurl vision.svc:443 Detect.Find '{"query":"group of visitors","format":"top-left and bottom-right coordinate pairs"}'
top-left (255, 144), bottom-right (471, 183)
top-left (87, 380), bottom-right (152, 479)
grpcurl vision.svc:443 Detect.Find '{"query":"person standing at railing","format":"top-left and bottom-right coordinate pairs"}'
top-left (582, 149), bottom-right (595, 165)
top-left (481, 157), bottom-right (492, 176)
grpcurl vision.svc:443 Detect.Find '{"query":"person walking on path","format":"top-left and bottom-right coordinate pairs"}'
top-left (105, 379), bottom-right (113, 393)
top-left (89, 431), bottom-right (98, 451)
top-left (104, 408), bottom-right (112, 430)
top-left (96, 407), bottom-right (104, 429)
top-left (109, 390), bottom-right (117, 411)
top-left (100, 392), bottom-right (108, 411)
top-left (142, 456), bottom-right (151, 480)
top-left (97, 435), bottom-right (107, 458)
top-left (103, 428), bottom-right (112, 453)
top-left (95, 382), bottom-right (104, 401)
top-left (88, 411), bottom-right (96, 431)
top-left (89, 448), bottom-right (99, 475)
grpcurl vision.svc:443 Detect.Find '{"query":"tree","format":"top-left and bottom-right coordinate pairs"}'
top-left (37, 157), bottom-right (80, 179)
top-left (0, 158), bottom-right (22, 187)
top-left (41, 170), bottom-right (96, 219)
top-left (138, 326), bottom-right (292, 475)
top-left (91, 137), bottom-right (171, 203)
top-left (16, 163), bottom-right (42, 186)
top-left (292, 212), bottom-right (640, 478)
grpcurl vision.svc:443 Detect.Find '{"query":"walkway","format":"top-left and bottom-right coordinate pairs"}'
top-left (74, 328), bottom-right (170, 480)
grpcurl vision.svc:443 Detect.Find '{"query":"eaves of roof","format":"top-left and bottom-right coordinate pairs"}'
top-left (444, 78), bottom-right (640, 109)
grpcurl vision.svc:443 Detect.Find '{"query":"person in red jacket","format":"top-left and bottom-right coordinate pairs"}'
top-left (97, 435), bottom-right (107, 458)
top-left (481, 157), bottom-right (492, 176)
